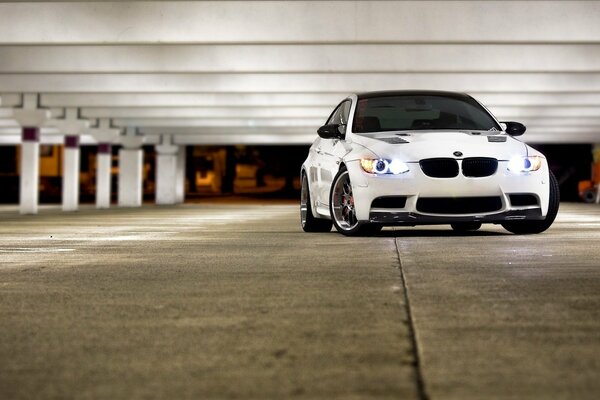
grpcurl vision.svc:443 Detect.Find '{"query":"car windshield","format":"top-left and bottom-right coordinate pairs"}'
top-left (353, 95), bottom-right (501, 133)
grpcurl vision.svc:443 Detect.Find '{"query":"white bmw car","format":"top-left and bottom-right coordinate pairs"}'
top-left (300, 91), bottom-right (559, 236)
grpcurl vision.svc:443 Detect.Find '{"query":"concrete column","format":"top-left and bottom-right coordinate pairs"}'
top-left (13, 95), bottom-right (50, 215)
top-left (62, 136), bottom-right (80, 211)
top-left (49, 108), bottom-right (89, 212)
top-left (175, 145), bottom-right (186, 204)
top-left (88, 118), bottom-right (120, 209)
top-left (156, 143), bottom-right (178, 205)
top-left (118, 130), bottom-right (145, 208)
top-left (118, 148), bottom-right (144, 207)
top-left (19, 127), bottom-right (40, 215)
top-left (592, 145), bottom-right (600, 204)
top-left (96, 143), bottom-right (112, 209)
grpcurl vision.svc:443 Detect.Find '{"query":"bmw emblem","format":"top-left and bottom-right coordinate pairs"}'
top-left (453, 151), bottom-right (463, 157)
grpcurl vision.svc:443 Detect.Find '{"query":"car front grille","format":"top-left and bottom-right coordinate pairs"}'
top-left (419, 157), bottom-right (499, 178)
top-left (419, 158), bottom-right (459, 178)
top-left (416, 196), bottom-right (503, 214)
top-left (462, 158), bottom-right (498, 177)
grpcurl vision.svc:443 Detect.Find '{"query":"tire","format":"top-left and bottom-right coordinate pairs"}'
top-left (451, 222), bottom-right (482, 232)
top-left (300, 173), bottom-right (332, 232)
top-left (502, 171), bottom-right (560, 234)
top-left (582, 189), bottom-right (596, 203)
top-left (329, 166), bottom-right (381, 236)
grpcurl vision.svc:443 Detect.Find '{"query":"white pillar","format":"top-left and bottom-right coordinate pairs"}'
top-left (13, 95), bottom-right (50, 215)
top-left (593, 144), bottom-right (600, 204)
top-left (88, 118), bottom-right (120, 209)
top-left (118, 147), bottom-right (144, 207)
top-left (96, 143), bottom-right (112, 209)
top-left (175, 145), bottom-right (186, 204)
top-left (62, 136), bottom-right (80, 211)
top-left (19, 127), bottom-right (40, 215)
top-left (156, 145), bottom-right (178, 205)
top-left (118, 130), bottom-right (145, 208)
top-left (50, 108), bottom-right (88, 212)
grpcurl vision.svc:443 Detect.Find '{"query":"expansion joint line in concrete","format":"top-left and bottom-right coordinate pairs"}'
top-left (394, 237), bottom-right (430, 400)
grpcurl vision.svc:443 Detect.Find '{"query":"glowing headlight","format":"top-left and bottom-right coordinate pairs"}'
top-left (360, 159), bottom-right (409, 175)
top-left (508, 156), bottom-right (543, 173)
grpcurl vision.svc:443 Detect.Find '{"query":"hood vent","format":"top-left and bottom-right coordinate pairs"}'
top-left (488, 136), bottom-right (507, 143)
top-left (377, 137), bottom-right (409, 144)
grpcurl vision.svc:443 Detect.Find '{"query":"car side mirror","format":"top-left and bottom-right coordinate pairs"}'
top-left (502, 121), bottom-right (526, 136)
top-left (317, 124), bottom-right (345, 139)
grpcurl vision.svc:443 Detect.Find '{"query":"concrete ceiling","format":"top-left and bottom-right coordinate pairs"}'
top-left (0, 0), bottom-right (599, 145)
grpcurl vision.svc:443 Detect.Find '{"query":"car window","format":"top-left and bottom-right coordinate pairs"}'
top-left (327, 100), bottom-right (351, 126)
top-left (339, 101), bottom-right (351, 125)
top-left (353, 95), bottom-right (500, 133)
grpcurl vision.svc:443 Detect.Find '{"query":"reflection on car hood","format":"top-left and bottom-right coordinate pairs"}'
top-left (351, 130), bottom-right (527, 162)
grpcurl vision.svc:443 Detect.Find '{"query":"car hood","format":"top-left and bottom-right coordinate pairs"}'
top-left (350, 130), bottom-right (528, 162)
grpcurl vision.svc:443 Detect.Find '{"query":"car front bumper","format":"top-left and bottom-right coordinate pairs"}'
top-left (346, 159), bottom-right (550, 225)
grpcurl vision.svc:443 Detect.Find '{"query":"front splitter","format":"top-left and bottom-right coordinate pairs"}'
top-left (369, 208), bottom-right (543, 226)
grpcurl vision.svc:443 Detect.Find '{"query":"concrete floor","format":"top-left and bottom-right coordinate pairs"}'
top-left (0, 202), bottom-right (599, 399)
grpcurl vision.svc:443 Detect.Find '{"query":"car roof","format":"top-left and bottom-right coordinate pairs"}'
top-left (355, 90), bottom-right (471, 100)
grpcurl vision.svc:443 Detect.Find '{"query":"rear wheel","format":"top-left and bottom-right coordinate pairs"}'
top-left (330, 166), bottom-right (381, 236)
top-left (502, 171), bottom-right (560, 234)
top-left (451, 222), bottom-right (482, 232)
top-left (300, 174), bottom-right (332, 232)
top-left (582, 188), bottom-right (596, 203)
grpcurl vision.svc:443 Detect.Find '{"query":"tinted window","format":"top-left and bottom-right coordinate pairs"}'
top-left (353, 95), bottom-right (500, 133)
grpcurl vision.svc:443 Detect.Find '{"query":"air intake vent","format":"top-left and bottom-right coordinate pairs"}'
top-left (371, 196), bottom-right (407, 209)
top-left (509, 194), bottom-right (538, 207)
top-left (419, 158), bottom-right (459, 178)
top-left (416, 197), bottom-right (503, 214)
top-left (462, 158), bottom-right (498, 177)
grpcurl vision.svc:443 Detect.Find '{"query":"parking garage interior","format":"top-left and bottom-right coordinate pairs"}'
top-left (1, 1), bottom-right (600, 399)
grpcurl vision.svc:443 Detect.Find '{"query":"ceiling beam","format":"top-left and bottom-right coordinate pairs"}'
top-left (1, 73), bottom-right (599, 93)
top-left (488, 106), bottom-right (600, 118)
top-left (0, 1), bottom-right (598, 44)
top-left (0, 44), bottom-right (598, 73)
top-left (39, 93), bottom-right (349, 108)
top-left (80, 106), bottom-right (330, 119)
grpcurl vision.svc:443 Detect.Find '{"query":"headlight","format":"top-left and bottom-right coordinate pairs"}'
top-left (360, 158), bottom-right (409, 175)
top-left (507, 156), bottom-right (543, 173)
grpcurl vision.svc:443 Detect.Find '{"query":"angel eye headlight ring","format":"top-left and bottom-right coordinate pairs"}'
top-left (360, 158), bottom-right (409, 175)
top-left (508, 156), bottom-right (543, 173)
top-left (374, 160), bottom-right (387, 173)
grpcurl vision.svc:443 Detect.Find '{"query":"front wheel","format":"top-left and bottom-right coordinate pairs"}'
top-left (329, 166), bottom-right (381, 236)
top-left (502, 171), bottom-right (560, 234)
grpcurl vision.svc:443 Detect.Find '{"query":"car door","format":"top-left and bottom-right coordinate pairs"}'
top-left (317, 100), bottom-right (352, 213)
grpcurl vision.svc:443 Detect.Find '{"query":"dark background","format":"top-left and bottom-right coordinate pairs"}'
top-left (0, 143), bottom-right (592, 204)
